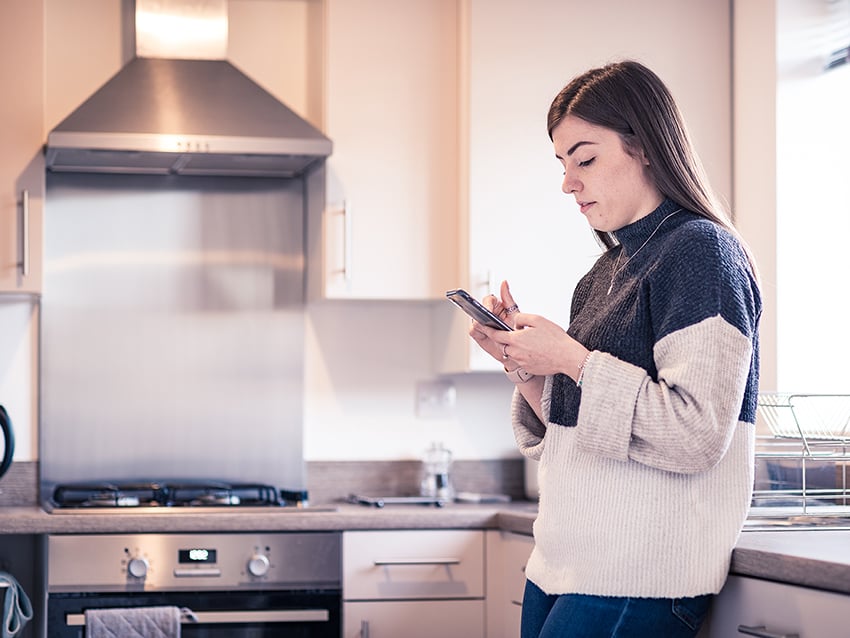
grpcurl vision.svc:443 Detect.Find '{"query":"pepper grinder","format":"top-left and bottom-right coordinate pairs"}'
top-left (420, 441), bottom-right (454, 503)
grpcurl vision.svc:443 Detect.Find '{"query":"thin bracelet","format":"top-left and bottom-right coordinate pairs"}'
top-left (576, 351), bottom-right (593, 387)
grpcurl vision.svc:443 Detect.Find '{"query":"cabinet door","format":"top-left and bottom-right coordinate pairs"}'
top-left (322, 0), bottom-right (459, 300)
top-left (486, 530), bottom-right (533, 638)
top-left (439, 0), bottom-right (732, 372)
top-left (344, 600), bottom-right (485, 638)
top-left (0, 0), bottom-right (44, 293)
top-left (709, 574), bottom-right (850, 638)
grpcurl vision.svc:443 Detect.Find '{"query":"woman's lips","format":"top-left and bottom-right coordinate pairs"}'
top-left (578, 201), bottom-right (595, 215)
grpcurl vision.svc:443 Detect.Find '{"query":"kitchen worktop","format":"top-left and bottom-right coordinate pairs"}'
top-left (2, 502), bottom-right (849, 596)
top-left (0, 501), bottom-right (532, 535)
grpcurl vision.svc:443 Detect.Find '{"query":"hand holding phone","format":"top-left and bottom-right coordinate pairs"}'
top-left (446, 289), bottom-right (513, 331)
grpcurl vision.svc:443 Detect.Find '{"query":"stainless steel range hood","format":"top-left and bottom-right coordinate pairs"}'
top-left (45, 0), bottom-right (331, 178)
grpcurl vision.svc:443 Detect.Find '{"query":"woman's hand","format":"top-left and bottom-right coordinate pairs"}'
top-left (469, 281), bottom-right (522, 364)
top-left (470, 280), bottom-right (589, 380)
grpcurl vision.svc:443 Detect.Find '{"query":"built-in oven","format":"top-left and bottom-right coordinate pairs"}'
top-left (46, 532), bottom-right (341, 638)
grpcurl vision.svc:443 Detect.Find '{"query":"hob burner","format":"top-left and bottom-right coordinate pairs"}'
top-left (50, 480), bottom-right (287, 509)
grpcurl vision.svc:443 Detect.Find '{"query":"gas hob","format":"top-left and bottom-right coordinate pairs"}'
top-left (44, 480), bottom-right (315, 514)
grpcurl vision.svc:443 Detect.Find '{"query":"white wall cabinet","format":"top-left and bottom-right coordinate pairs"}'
top-left (342, 529), bottom-right (485, 637)
top-left (0, 0), bottom-right (44, 294)
top-left (709, 574), bottom-right (850, 638)
top-left (435, 0), bottom-right (733, 373)
top-left (318, 0), bottom-right (459, 300)
top-left (485, 530), bottom-right (533, 638)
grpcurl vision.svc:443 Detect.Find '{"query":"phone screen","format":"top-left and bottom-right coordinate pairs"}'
top-left (446, 289), bottom-right (513, 331)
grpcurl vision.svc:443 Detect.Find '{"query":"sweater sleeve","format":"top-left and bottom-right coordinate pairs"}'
top-left (575, 224), bottom-right (760, 474)
top-left (511, 375), bottom-right (554, 461)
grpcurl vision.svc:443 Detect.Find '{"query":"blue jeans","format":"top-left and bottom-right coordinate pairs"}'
top-left (521, 579), bottom-right (712, 638)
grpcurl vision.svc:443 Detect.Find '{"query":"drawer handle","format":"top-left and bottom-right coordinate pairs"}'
top-left (738, 625), bottom-right (799, 638)
top-left (373, 558), bottom-right (461, 566)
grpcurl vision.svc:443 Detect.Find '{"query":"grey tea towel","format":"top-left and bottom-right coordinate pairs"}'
top-left (85, 605), bottom-right (181, 638)
top-left (0, 571), bottom-right (34, 638)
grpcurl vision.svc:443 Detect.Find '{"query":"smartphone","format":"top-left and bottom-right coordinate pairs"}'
top-left (446, 289), bottom-right (513, 331)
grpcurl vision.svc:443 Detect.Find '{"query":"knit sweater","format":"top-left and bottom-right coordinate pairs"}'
top-left (513, 198), bottom-right (761, 598)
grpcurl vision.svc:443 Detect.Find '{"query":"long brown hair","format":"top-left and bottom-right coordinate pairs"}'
top-left (548, 60), bottom-right (758, 279)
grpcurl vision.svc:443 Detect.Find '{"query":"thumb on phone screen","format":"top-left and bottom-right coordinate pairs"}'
top-left (500, 280), bottom-right (518, 313)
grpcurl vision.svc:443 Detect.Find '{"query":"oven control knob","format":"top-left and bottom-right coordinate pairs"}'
top-left (127, 557), bottom-right (149, 579)
top-left (247, 553), bottom-right (270, 577)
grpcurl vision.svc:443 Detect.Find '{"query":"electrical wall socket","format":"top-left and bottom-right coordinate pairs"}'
top-left (415, 380), bottom-right (457, 419)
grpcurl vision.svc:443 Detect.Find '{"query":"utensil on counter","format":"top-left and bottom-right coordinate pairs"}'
top-left (347, 494), bottom-right (447, 508)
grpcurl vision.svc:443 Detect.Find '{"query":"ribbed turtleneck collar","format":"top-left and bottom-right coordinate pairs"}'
top-left (612, 198), bottom-right (683, 255)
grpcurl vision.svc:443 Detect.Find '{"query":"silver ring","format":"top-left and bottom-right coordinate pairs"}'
top-left (505, 304), bottom-right (519, 314)
top-left (501, 344), bottom-right (509, 360)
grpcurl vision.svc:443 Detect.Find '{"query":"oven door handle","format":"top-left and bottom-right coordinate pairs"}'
top-left (66, 608), bottom-right (330, 626)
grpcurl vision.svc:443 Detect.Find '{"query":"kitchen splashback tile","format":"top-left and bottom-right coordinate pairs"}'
top-left (306, 459), bottom-right (524, 505)
top-left (0, 461), bottom-right (38, 506)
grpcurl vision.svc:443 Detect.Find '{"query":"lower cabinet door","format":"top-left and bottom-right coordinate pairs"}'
top-left (485, 531), bottom-right (533, 638)
top-left (708, 574), bottom-right (850, 638)
top-left (344, 599), bottom-right (485, 638)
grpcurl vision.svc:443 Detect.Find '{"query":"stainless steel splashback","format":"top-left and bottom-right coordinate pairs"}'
top-left (40, 173), bottom-right (308, 492)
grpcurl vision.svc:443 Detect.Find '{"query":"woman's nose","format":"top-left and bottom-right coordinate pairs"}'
top-left (562, 170), bottom-right (579, 194)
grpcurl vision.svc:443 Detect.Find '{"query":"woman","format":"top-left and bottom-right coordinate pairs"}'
top-left (470, 60), bottom-right (761, 637)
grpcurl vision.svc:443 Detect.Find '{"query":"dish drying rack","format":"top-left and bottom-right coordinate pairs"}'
top-left (750, 393), bottom-right (850, 518)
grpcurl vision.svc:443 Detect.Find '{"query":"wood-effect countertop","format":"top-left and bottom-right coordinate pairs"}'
top-left (2, 503), bottom-right (848, 596)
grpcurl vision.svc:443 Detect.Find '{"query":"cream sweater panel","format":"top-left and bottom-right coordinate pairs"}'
top-left (514, 315), bottom-right (756, 598)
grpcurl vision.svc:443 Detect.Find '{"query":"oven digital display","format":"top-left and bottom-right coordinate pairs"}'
top-left (178, 548), bottom-right (217, 564)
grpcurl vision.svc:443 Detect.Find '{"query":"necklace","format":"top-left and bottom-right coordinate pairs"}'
top-left (607, 208), bottom-right (683, 295)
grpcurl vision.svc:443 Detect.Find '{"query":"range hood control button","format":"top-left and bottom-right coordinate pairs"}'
top-left (247, 553), bottom-right (270, 577)
top-left (127, 557), bottom-right (149, 579)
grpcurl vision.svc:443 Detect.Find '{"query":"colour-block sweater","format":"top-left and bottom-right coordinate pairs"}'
top-left (514, 198), bottom-right (761, 598)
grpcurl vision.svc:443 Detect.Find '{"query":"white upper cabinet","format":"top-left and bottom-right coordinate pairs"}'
top-left (318, 0), bottom-right (460, 300)
top-left (0, 0), bottom-right (44, 294)
top-left (435, 0), bottom-right (733, 373)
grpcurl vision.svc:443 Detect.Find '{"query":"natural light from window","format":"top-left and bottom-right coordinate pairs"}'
top-left (776, 0), bottom-right (850, 392)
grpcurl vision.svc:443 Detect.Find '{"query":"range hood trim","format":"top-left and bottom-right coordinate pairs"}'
top-left (47, 131), bottom-right (332, 156)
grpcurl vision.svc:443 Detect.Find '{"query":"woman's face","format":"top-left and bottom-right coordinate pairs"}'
top-left (552, 115), bottom-right (663, 232)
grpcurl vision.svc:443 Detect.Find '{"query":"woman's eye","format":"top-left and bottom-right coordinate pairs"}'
top-left (578, 157), bottom-right (595, 168)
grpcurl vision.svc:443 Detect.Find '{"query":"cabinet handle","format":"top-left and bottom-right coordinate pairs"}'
top-left (19, 189), bottom-right (29, 277)
top-left (373, 557), bottom-right (461, 566)
top-left (471, 271), bottom-right (491, 298)
top-left (341, 200), bottom-right (352, 282)
top-left (738, 625), bottom-right (799, 638)
top-left (360, 619), bottom-right (369, 638)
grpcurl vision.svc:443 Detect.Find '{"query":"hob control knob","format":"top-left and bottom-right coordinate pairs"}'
top-left (127, 557), bottom-right (149, 579)
top-left (247, 553), bottom-right (270, 577)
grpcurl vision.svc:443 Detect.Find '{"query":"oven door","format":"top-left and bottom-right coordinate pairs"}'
top-left (46, 590), bottom-right (341, 638)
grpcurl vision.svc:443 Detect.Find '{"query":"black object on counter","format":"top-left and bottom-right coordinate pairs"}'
top-left (0, 405), bottom-right (15, 480)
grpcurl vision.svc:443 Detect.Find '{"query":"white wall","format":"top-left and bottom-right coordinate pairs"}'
top-left (733, 0), bottom-right (778, 393)
top-left (0, 302), bottom-right (38, 460)
top-left (303, 301), bottom-right (518, 460)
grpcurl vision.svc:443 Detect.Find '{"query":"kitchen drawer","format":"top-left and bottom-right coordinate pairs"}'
top-left (343, 530), bottom-right (484, 600)
top-left (343, 599), bottom-right (485, 637)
